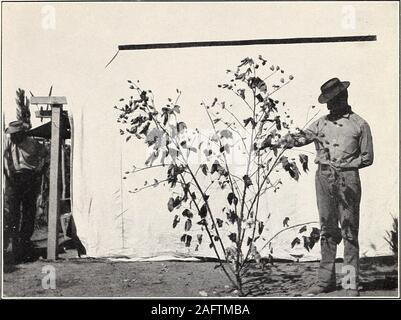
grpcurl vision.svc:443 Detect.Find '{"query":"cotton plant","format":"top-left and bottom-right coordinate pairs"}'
top-left (113, 56), bottom-right (320, 295)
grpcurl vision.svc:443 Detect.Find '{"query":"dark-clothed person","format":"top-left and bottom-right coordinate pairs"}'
top-left (4, 120), bottom-right (46, 262)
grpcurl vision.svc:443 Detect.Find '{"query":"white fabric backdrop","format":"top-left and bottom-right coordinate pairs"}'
top-left (71, 39), bottom-right (398, 261)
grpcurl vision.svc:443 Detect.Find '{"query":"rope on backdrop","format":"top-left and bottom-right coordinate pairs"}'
top-left (105, 49), bottom-right (120, 69)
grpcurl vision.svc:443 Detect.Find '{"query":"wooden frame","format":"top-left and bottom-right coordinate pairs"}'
top-left (31, 96), bottom-right (67, 260)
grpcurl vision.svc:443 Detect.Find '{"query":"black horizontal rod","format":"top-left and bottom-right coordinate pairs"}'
top-left (119, 35), bottom-right (376, 51)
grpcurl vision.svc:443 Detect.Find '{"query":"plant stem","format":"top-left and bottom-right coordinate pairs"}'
top-left (235, 83), bottom-right (257, 292)
top-left (259, 221), bottom-right (319, 252)
top-left (186, 165), bottom-right (228, 260)
top-left (178, 174), bottom-right (239, 290)
top-left (132, 164), bottom-right (167, 174)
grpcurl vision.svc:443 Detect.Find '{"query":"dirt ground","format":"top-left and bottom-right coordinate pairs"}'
top-left (2, 250), bottom-right (398, 298)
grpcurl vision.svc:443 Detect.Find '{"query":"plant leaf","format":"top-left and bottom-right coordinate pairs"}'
top-left (182, 209), bottom-right (194, 219)
top-left (199, 203), bottom-right (208, 218)
top-left (184, 219), bottom-right (192, 231)
top-left (299, 154), bottom-right (309, 172)
top-left (173, 196), bottom-right (182, 209)
top-left (220, 129), bottom-right (233, 139)
top-left (274, 116), bottom-right (281, 131)
top-left (243, 117), bottom-right (256, 129)
top-left (310, 227), bottom-right (321, 241)
top-left (243, 175), bottom-right (253, 188)
top-left (200, 164), bottom-right (208, 176)
top-left (283, 217), bottom-right (290, 227)
top-left (247, 237), bottom-right (253, 246)
top-left (227, 192), bottom-right (238, 206)
top-left (185, 234), bottom-right (192, 247)
top-left (172, 215), bottom-right (180, 228)
top-left (237, 89), bottom-right (245, 99)
top-left (226, 210), bottom-right (238, 224)
top-left (177, 121), bottom-right (187, 133)
top-left (299, 225), bottom-right (307, 233)
top-left (210, 161), bottom-right (226, 176)
top-left (248, 77), bottom-right (267, 93)
top-left (281, 156), bottom-right (300, 181)
top-left (291, 237), bottom-right (301, 248)
top-left (167, 198), bottom-right (175, 212)
top-left (139, 122), bottom-right (150, 136)
top-left (303, 236), bottom-right (311, 252)
top-left (228, 233), bottom-right (237, 243)
top-left (258, 221), bottom-right (265, 235)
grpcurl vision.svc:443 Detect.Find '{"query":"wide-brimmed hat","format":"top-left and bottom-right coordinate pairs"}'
top-left (318, 78), bottom-right (350, 104)
top-left (5, 120), bottom-right (29, 134)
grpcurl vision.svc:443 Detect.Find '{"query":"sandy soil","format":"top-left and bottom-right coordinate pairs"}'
top-left (2, 251), bottom-right (398, 298)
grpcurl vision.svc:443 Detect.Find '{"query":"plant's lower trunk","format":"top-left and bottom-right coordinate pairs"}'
top-left (235, 265), bottom-right (244, 296)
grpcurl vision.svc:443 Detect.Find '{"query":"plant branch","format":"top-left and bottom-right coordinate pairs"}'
top-left (260, 221), bottom-right (319, 252)
top-left (178, 174), bottom-right (239, 290)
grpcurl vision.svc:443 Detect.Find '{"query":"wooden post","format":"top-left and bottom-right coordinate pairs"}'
top-left (61, 140), bottom-right (66, 200)
top-left (31, 96), bottom-right (67, 260)
top-left (47, 104), bottom-right (63, 260)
